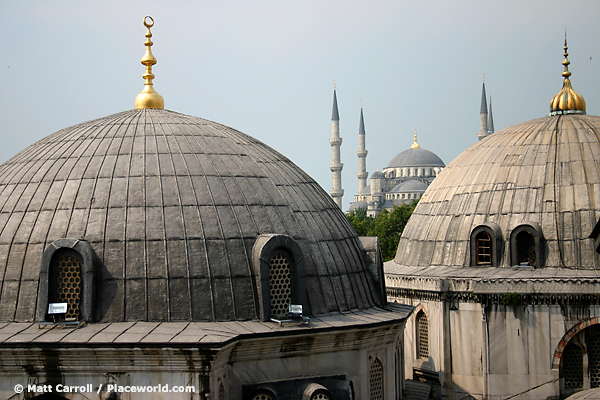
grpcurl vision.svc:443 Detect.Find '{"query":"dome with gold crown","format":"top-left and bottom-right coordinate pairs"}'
top-left (391, 39), bottom-right (600, 271)
top-left (0, 17), bottom-right (387, 324)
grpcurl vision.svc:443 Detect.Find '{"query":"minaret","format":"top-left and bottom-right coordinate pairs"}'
top-left (487, 96), bottom-right (495, 134)
top-left (478, 74), bottom-right (489, 141)
top-left (330, 83), bottom-right (344, 207)
top-left (357, 101), bottom-right (368, 198)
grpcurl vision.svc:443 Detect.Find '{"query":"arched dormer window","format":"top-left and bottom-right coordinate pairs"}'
top-left (38, 239), bottom-right (99, 324)
top-left (470, 222), bottom-right (503, 267)
top-left (475, 231), bottom-right (492, 265)
top-left (252, 234), bottom-right (307, 321)
top-left (510, 223), bottom-right (544, 268)
top-left (416, 310), bottom-right (429, 359)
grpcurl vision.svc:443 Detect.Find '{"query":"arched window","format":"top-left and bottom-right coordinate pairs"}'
top-left (557, 323), bottom-right (600, 396)
top-left (369, 358), bottom-right (384, 400)
top-left (515, 231), bottom-right (535, 266)
top-left (470, 222), bottom-right (503, 267)
top-left (510, 223), bottom-right (544, 268)
top-left (562, 343), bottom-right (583, 389)
top-left (54, 255), bottom-right (82, 321)
top-left (416, 311), bottom-right (429, 359)
top-left (475, 231), bottom-right (492, 265)
top-left (590, 334), bottom-right (600, 388)
top-left (252, 234), bottom-right (307, 321)
top-left (39, 239), bottom-right (98, 324)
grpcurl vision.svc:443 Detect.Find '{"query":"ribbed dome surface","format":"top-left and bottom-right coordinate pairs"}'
top-left (386, 147), bottom-right (445, 169)
top-left (0, 109), bottom-right (379, 322)
top-left (394, 114), bottom-right (600, 269)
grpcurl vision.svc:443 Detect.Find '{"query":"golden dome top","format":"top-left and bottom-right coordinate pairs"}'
top-left (135, 16), bottom-right (164, 110)
top-left (550, 38), bottom-right (585, 115)
top-left (411, 129), bottom-right (420, 149)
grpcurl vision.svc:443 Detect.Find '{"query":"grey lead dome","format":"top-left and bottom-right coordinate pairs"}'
top-left (0, 109), bottom-right (381, 322)
top-left (386, 147), bottom-right (445, 169)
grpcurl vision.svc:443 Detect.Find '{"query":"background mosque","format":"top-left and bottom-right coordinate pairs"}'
top-left (337, 78), bottom-right (495, 216)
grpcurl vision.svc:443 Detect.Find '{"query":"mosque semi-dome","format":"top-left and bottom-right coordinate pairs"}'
top-left (390, 179), bottom-right (429, 193)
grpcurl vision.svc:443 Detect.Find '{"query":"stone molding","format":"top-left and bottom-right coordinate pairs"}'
top-left (387, 287), bottom-right (600, 306)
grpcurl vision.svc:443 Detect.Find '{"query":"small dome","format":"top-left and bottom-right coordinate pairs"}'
top-left (390, 180), bottom-right (428, 193)
top-left (371, 169), bottom-right (385, 179)
top-left (386, 147), bottom-right (445, 169)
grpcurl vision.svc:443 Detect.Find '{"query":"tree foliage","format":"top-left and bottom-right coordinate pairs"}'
top-left (346, 200), bottom-right (419, 261)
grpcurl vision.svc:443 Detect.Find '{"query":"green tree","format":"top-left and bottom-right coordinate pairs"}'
top-left (346, 200), bottom-right (418, 261)
top-left (345, 207), bottom-right (374, 236)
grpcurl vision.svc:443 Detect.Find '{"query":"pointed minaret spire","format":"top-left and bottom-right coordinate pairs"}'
top-left (487, 96), bottom-right (495, 134)
top-left (329, 82), bottom-right (344, 208)
top-left (478, 74), bottom-right (489, 141)
top-left (332, 81), bottom-right (340, 121)
top-left (357, 100), bottom-right (368, 197)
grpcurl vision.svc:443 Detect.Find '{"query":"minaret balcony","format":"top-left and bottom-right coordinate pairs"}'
top-left (330, 189), bottom-right (344, 197)
top-left (357, 172), bottom-right (368, 179)
top-left (330, 163), bottom-right (343, 172)
top-left (357, 150), bottom-right (368, 157)
top-left (329, 137), bottom-right (343, 146)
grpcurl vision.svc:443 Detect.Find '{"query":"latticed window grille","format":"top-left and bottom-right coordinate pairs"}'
top-left (252, 393), bottom-right (274, 400)
top-left (369, 358), bottom-right (384, 400)
top-left (590, 335), bottom-right (600, 388)
top-left (516, 231), bottom-right (536, 266)
top-left (56, 256), bottom-right (81, 320)
top-left (562, 343), bottom-right (583, 388)
top-left (476, 231), bottom-right (492, 265)
top-left (269, 253), bottom-right (292, 317)
top-left (417, 311), bottom-right (429, 358)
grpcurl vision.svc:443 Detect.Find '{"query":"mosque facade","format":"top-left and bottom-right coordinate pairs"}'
top-left (0, 18), bottom-right (412, 400)
top-left (344, 78), bottom-right (495, 216)
top-left (385, 41), bottom-right (600, 400)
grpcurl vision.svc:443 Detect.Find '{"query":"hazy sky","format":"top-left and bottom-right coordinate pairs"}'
top-left (1, 1), bottom-right (599, 211)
